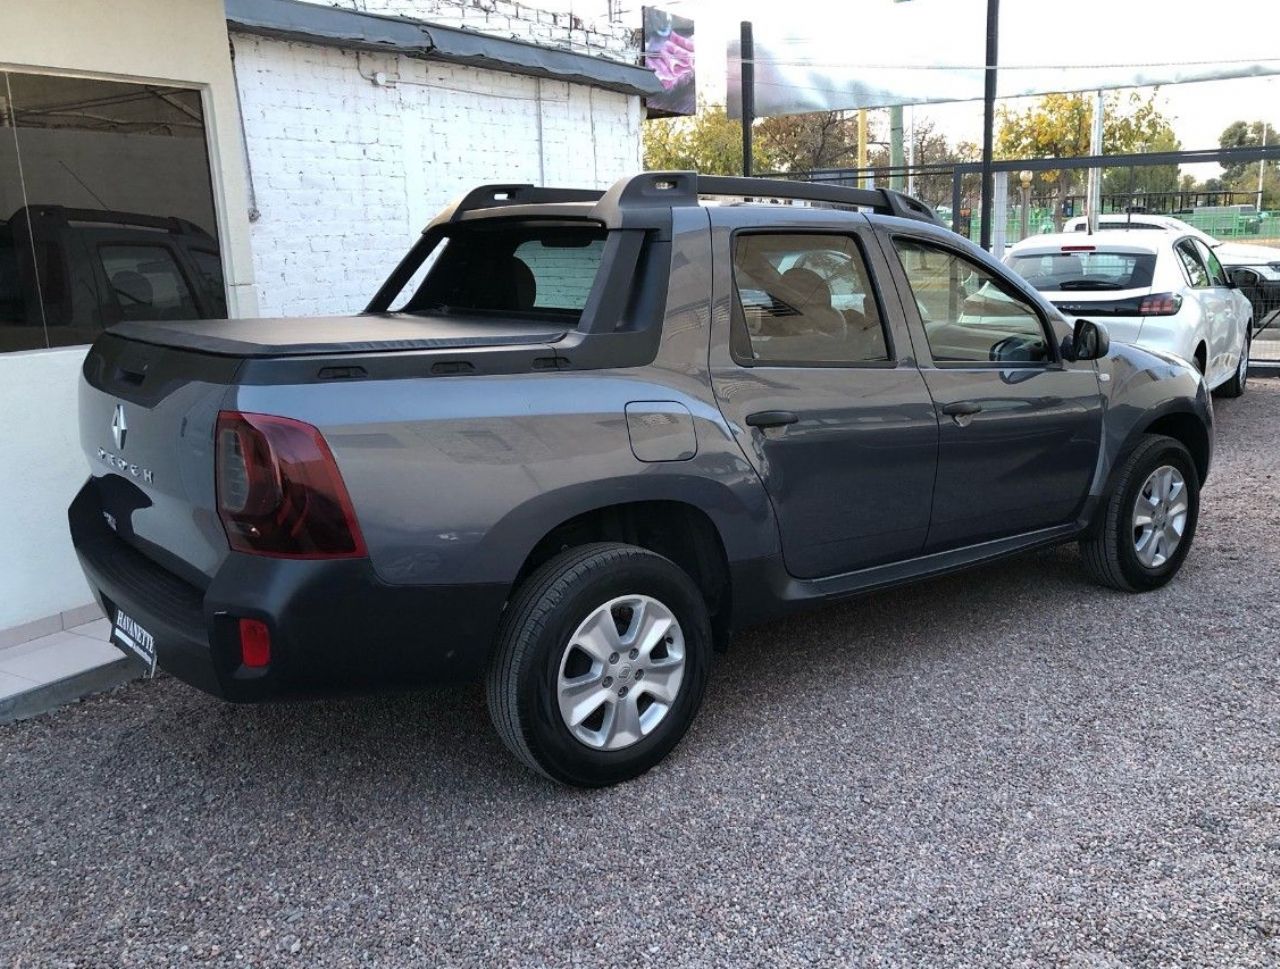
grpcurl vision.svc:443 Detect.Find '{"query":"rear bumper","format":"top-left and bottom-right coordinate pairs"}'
top-left (69, 480), bottom-right (508, 701)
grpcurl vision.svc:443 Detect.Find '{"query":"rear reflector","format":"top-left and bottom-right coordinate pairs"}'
top-left (215, 411), bottom-right (366, 558)
top-left (1138, 293), bottom-right (1182, 316)
top-left (239, 618), bottom-right (271, 668)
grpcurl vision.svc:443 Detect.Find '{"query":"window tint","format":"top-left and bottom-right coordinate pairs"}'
top-left (1194, 240), bottom-right (1229, 287)
top-left (190, 248), bottom-right (227, 316)
top-left (1175, 240), bottom-right (1210, 288)
top-left (514, 237), bottom-right (605, 311)
top-left (731, 233), bottom-right (888, 365)
top-left (894, 237), bottom-right (1050, 364)
top-left (407, 224), bottom-right (606, 319)
top-left (1008, 251), bottom-right (1156, 291)
top-left (99, 245), bottom-right (199, 322)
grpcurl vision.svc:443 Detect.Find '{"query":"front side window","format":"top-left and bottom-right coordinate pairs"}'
top-left (99, 245), bottom-right (200, 322)
top-left (894, 237), bottom-right (1050, 364)
top-left (1175, 240), bottom-right (1210, 288)
top-left (730, 233), bottom-right (889, 365)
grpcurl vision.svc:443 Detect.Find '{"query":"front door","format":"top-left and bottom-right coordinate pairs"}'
top-left (882, 233), bottom-right (1104, 551)
top-left (708, 211), bottom-right (939, 580)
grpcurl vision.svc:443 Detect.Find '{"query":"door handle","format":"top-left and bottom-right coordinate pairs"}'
top-left (745, 410), bottom-right (799, 429)
top-left (941, 401), bottom-right (983, 417)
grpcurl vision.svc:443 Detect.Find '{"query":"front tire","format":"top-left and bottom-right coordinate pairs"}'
top-left (486, 543), bottom-right (712, 787)
top-left (1080, 434), bottom-right (1200, 592)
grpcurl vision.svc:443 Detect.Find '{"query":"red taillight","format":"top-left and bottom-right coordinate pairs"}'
top-left (1061, 245), bottom-right (1096, 252)
top-left (239, 618), bottom-right (271, 668)
top-left (215, 411), bottom-right (366, 558)
top-left (1138, 293), bottom-right (1182, 316)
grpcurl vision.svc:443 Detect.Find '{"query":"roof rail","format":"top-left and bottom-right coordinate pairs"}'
top-left (597, 171), bottom-right (940, 225)
top-left (433, 172), bottom-right (942, 230)
top-left (445, 183), bottom-right (604, 222)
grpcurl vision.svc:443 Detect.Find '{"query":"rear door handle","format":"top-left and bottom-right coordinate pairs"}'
top-left (745, 410), bottom-right (799, 428)
top-left (941, 401), bottom-right (983, 417)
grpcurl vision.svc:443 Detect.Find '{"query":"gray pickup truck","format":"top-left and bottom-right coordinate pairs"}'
top-left (70, 173), bottom-right (1212, 787)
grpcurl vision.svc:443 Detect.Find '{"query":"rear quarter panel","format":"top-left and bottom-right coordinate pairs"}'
top-left (228, 211), bottom-right (778, 588)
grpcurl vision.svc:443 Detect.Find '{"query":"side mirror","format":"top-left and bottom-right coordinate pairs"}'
top-left (1067, 318), bottom-right (1110, 361)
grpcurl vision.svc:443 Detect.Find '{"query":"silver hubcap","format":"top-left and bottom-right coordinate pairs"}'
top-left (1133, 465), bottom-right (1189, 569)
top-left (556, 594), bottom-right (686, 751)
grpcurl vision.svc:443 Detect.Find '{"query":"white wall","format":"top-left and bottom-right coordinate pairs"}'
top-left (294, 0), bottom-right (636, 61)
top-left (232, 34), bottom-right (642, 316)
top-left (0, 349), bottom-right (91, 631)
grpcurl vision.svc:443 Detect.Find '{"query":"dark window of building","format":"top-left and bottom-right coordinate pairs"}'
top-left (0, 70), bottom-right (226, 352)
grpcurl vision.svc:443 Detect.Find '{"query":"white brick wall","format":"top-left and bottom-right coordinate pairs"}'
top-left (232, 34), bottom-right (642, 317)
top-left (296, 0), bottom-right (637, 62)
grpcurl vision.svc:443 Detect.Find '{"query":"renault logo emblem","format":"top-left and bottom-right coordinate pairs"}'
top-left (111, 404), bottom-right (127, 451)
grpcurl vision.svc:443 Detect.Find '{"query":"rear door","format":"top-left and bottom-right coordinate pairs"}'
top-left (1193, 239), bottom-right (1245, 382)
top-left (1173, 237), bottom-right (1222, 378)
top-left (708, 208), bottom-right (938, 580)
top-left (882, 231), bottom-right (1104, 551)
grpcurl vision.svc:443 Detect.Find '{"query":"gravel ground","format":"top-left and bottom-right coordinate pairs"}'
top-left (3, 382), bottom-right (1279, 969)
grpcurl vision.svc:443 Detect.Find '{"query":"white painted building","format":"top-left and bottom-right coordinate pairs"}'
top-left (0, 0), bottom-right (655, 642)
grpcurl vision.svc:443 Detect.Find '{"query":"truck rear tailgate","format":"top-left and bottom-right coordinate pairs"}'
top-left (80, 334), bottom-right (237, 586)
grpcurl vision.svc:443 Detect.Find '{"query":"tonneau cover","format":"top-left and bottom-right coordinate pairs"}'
top-left (108, 313), bottom-right (568, 358)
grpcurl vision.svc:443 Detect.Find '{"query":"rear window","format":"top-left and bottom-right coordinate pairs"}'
top-left (1007, 251), bottom-right (1156, 292)
top-left (404, 223), bottom-right (607, 319)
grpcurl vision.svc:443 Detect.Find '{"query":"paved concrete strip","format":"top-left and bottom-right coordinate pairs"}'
top-left (0, 626), bottom-right (141, 724)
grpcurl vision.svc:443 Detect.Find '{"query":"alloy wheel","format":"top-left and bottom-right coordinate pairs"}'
top-left (1133, 464), bottom-right (1189, 569)
top-left (556, 594), bottom-right (686, 751)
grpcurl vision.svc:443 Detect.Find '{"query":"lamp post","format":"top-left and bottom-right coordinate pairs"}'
top-left (1019, 170), bottom-right (1032, 240)
top-left (978, 0), bottom-right (1000, 250)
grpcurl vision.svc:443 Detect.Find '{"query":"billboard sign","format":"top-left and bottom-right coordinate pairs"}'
top-left (643, 7), bottom-right (696, 117)
top-left (727, 0), bottom-right (1280, 118)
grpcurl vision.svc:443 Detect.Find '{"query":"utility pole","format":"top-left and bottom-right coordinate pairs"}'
top-left (858, 109), bottom-right (869, 188)
top-left (1086, 90), bottom-right (1104, 232)
top-left (1259, 122), bottom-right (1269, 213)
top-left (979, 0), bottom-right (1000, 250)
top-left (740, 21), bottom-right (754, 177)
top-left (890, 105), bottom-right (905, 190)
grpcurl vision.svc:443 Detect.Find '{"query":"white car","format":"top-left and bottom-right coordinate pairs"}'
top-left (1062, 213), bottom-right (1280, 270)
top-left (1005, 231), bottom-right (1253, 396)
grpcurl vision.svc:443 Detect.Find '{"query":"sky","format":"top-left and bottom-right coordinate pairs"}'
top-left (622, 0), bottom-right (1280, 178)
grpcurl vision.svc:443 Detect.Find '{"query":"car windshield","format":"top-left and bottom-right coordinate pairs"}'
top-left (1007, 251), bottom-right (1157, 292)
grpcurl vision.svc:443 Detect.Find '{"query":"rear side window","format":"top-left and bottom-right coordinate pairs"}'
top-left (99, 244), bottom-right (200, 321)
top-left (1007, 251), bottom-right (1156, 291)
top-left (730, 233), bottom-right (889, 365)
top-left (1175, 240), bottom-right (1210, 288)
top-left (1194, 240), bottom-right (1229, 287)
top-left (189, 248), bottom-right (228, 317)
top-left (406, 224), bottom-right (607, 319)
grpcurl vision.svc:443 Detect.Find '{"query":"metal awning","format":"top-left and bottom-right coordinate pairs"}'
top-left (224, 0), bottom-right (661, 98)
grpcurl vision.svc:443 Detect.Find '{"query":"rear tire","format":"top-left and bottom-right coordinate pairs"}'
top-left (1215, 327), bottom-right (1250, 399)
top-left (1080, 434), bottom-right (1199, 592)
top-left (486, 542), bottom-right (712, 787)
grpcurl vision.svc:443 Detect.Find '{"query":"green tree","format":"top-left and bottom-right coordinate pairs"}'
top-left (755, 111), bottom-right (858, 173)
top-left (643, 101), bottom-right (752, 175)
top-left (1216, 119), bottom-right (1278, 209)
top-left (996, 91), bottom-right (1180, 224)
